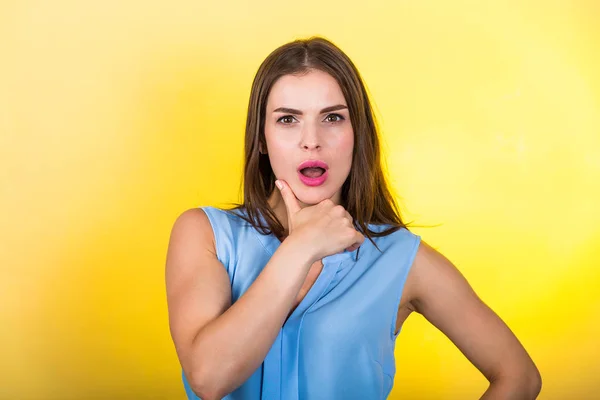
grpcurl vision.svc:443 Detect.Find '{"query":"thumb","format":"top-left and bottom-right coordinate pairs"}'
top-left (276, 180), bottom-right (301, 216)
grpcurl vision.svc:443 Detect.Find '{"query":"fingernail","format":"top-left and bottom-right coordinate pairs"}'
top-left (275, 180), bottom-right (283, 190)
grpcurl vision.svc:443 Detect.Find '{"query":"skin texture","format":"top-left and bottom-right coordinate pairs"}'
top-left (166, 69), bottom-right (542, 399)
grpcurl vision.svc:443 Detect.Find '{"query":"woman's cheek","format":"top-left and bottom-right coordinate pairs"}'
top-left (337, 132), bottom-right (354, 178)
top-left (337, 131), bottom-right (354, 160)
top-left (268, 149), bottom-right (292, 180)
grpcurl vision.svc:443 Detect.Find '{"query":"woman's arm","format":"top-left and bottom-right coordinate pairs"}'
top-left (165, 208), bottom-right (315, 400)
top-left (404, 241), bottom-right (542, 399)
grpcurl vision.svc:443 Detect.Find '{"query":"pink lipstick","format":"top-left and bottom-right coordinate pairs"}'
top-left (297, 160), bottom-right (329, 187)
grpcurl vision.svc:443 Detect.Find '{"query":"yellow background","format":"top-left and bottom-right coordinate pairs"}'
top-left (2, 1), bottom-right (599, 399)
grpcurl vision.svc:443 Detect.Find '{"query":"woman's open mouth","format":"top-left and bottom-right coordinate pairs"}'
top-left (297, 160), bottom-right (329, 187)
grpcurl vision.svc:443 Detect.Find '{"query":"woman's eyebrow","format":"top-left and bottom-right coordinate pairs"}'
top-left (272, 104), bottom-right (348, 115)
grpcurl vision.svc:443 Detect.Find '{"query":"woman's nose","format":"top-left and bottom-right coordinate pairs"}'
top-left (300, 125), bottom-right (321, 150)
top-left (302, 141), bottom-right (321, 150)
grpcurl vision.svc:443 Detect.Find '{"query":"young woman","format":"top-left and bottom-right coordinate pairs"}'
top-left (165, 36), bottom-right (542, 400)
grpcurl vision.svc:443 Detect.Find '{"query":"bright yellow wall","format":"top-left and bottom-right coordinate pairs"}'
top-left (2, 1), bottom-right (598, 398)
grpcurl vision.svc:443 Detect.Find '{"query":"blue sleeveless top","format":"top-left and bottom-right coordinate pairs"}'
top-left (182, 206), bottom-right (421, 400)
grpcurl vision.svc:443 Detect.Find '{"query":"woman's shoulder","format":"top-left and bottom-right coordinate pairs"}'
top-left (195, 205), bottom-right (256, 241)
top-left (367, 222), bottom-right (420, 241)
top-left (198, 205), bottom-right (248, 225)
top-left (168, 208), bottom-right (218, 259)
top-left (199, 205), bottom-right (244, 218)
top-left (365, 223), bottom-right (421, 258)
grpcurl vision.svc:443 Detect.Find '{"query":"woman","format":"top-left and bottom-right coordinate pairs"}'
top-left (165, 36), bottom-right (542, 400)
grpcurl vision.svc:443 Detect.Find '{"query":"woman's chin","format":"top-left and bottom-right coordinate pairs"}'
top-left (295, 188), bottom-right (334, 206)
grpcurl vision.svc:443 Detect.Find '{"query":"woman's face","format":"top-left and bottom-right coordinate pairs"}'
top-left (264, 69), bottom-right (354, 207)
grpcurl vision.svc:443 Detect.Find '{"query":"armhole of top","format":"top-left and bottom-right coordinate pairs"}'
top-left (198, 206), bottom-right (223, 265)
top-left (391, 231), bottom-right (422, 341)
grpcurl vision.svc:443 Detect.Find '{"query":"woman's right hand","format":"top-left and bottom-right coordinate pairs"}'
top-left (276, 179), bottom-right (365, 262)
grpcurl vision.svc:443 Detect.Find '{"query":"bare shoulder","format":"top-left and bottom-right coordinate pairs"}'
top-left (402, 240), bottom-right (464, 307)
top-left (165, 207), bottom-right (229, 301)
top-left (395, 240), bottom-right (442, 328)
top-left (168, 208), bottom-right (216, 255)
top-left (165, 207), bottom-right (231, 373)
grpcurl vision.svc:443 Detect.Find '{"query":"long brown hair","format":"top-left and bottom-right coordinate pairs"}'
top-left (225, 36), bottom-right (412, 251)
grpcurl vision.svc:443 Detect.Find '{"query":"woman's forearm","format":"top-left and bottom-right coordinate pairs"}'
top-left (188, 236), bottom-right (315, 399)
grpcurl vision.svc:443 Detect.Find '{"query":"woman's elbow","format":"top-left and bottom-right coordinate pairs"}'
top-left (187, 354), bottom-right (230, 400)
top-left (525, 366), bottom-right (543, 399)
top-left (189, 367), bottom-right (226, 400)
top-left (502, 365), bottom-right (542, 399)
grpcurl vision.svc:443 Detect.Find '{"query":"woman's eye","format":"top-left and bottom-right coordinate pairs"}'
top-left (325, 113), bottom-right (345, 123)
top-left (277, 115), bottom-right (296, 124)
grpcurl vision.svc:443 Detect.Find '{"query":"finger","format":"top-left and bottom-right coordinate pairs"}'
top-left (355, 232), bottom-right (365, 246)
top-left (346, 240), bottom-right (362, 252)
top-left (345, 230), bottom-right (364, 252)
top-left (345, 211), bottom-right (353, 223)
top-left (275, 180), bottom-right (302, 216)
